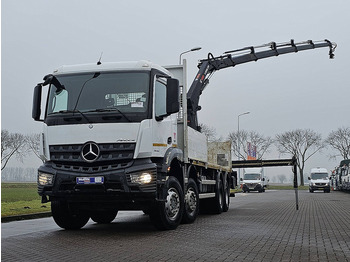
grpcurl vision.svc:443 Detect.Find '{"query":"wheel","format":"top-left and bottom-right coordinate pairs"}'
top-left (182, 178), bottom-right (199, 224)
top-left (222, 175), bottom-right (230, 212)
top-left (91, 210), bottom-right (118, 224)
top-left (207, 176), bottom-right (223, 214)
top-left (149, 176), bottom-right (184, 230)
top-left (309, 189), bottom-right (314, 193)
top-left (51, 200), bottom-right (90, 230)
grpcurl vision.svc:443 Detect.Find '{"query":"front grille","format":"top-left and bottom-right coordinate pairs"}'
top-left (247, 183), bottom-right (258, 188)
top-left (315, 183), bottom-right (326, 186)
top-left (50, 143), bottom-right (135, 173)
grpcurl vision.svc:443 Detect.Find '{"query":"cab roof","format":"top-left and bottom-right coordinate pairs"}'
top-left (52, 60), bottom-right (171, 76)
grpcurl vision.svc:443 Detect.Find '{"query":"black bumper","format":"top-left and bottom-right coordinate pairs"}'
top-left (37, 160), bottom-right (159, 209)
top-left (310, 185), bottom-right (330, 191)
top-left (242, 184), bottom-right (263, 192)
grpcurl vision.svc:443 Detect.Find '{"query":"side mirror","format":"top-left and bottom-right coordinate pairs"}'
top-left (32, 84), bottom-right (43, 121)
top-left (308, 177), bottom-right (311, 180)
top-left (240, 178), bottom-right (243, 181)
top-left (262, 178), bottom-right (265, 181)
top-left (166, 78), bottom-right (180, 115)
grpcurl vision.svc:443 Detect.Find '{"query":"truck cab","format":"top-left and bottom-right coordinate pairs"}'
top-left (240, 168), bottom-right (267, 193)
top-left (308, 168), bottom-right (330, 193)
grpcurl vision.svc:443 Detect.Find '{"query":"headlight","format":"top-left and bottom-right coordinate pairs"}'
top-left (38, 172), bottom-right (54, 185)
top-left (130, 172), bottom-right (153, 184)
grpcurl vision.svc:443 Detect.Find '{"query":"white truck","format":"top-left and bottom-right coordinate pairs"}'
top-left (240, 168), bottom-right (267, 193)
top-left (32, 39), bottom-right (335, 230)
top-left (308, 168), bottom-right (331, 193)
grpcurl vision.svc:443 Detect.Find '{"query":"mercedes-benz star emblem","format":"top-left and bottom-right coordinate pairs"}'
top-left (81, 142), bottom-right (100, 162)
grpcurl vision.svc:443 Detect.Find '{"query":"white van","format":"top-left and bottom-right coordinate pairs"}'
top-left (240, 168), bottom-right (267, 193)
top-left (308, 168), bottom-right (330, 193)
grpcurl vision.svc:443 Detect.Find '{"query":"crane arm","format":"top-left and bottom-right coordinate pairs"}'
top-left (186, 39), bottom-right (337, 130)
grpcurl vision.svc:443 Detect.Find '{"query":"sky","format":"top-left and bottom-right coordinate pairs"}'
top-left (1, 0), bottom-right (349, 177)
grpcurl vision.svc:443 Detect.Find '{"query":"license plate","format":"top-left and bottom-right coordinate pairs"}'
top-left (76, 176), bottom-right (104, 185)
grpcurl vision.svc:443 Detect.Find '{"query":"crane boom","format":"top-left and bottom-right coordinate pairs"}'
top-left (186, 39), bottom-right (337, 130)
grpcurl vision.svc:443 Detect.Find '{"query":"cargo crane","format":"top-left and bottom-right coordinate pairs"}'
top-left (187, 39), bottom-right (336, 130)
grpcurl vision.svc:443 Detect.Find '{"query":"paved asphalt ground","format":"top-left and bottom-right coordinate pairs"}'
top-left (2, 190), bottom-right (350, 261)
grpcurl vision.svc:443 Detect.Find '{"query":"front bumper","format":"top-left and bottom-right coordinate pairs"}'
top-left (37, 159), bottom-right (159, 208)
top-left (309, 184), bottom-right (330, 191)
top-left (242, 183), bottom-right (263, 192)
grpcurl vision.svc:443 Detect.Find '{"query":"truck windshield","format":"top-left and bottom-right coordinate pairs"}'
top-left (310, 173), bottom-right (328, 179)
top-left (46, 72), bottom-right (150, 124)
top-left (244, 174), bottom-right (261, 180)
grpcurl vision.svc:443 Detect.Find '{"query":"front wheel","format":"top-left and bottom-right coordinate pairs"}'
top-left (51, 200), bottom-right (90, 230)
top-left (149, 176), bottom-right (184, 230)
top-left (182, 178), bottom-right (199, 223)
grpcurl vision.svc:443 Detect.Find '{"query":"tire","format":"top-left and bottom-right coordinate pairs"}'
top-left (91, 210), bottom-right (118, 224)
top-left (222, 175), bottom-right (230, 212)
top-left (182, 178), bottom-right (199, 224)
top-left (209, 176), bottom-right (224, 214)
top-left (149, 176), bottom-right (184, 230)
top-left (51, 200), bottom-right (90, 230)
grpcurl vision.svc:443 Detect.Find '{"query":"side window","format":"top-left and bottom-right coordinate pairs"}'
top-left (51, 89), bottom-right (68, 113)
top-left (155, 80), bottom-right (166, 117)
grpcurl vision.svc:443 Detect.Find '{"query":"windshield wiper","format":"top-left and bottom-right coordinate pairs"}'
top-left (89, 107), bottom-right (132, 122)
top-left (50, 110), bottom-right (91, 123)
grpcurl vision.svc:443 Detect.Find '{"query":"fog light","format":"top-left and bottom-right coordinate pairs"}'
top-left (130, 172), bottom-right (152, 184)
top-left (140, 173), bottom-right (152, 184)
top-left (38, 172), bottom-right (54, 185)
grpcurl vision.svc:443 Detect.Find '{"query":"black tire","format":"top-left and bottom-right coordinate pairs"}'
top-left (182, 178), bottom-right (199, 223)
top-left (222, 175), bottom-right (230, 212)
top-left (205, 176), bottom-right (223, 214)
top-left (149, 176), bottom-right (184, 230)
top-left (91, 210), bottom-right (118, 224)
top-left (309, 189), bottom-right (314, 193)
top-left (51, 200), bottom-right (90, 230)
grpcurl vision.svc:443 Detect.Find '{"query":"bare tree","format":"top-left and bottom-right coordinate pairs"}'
top-left (228, 130), bottom-right (273, 160)
top-left (26, 133), bottom-right (44, 163)
top-left (275, 129), bottom-right (324, 186)
top-left (199, 123), bottom-right (218, 142)
top-left (277, 174), bottom-right (287, 184)
top-left (1, 130), bottom-right (29, 170)
top-left (326, 127), bottom-right (350, 159)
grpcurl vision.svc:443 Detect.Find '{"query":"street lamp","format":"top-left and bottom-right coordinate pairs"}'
top-left (237, 111), bottom-right (250, 183)
top-left (179, 47), bottom-right (202, 64)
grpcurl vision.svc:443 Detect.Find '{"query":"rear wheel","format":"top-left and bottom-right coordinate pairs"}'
top-left (51, 200), bottom-right (90, 230)
top-left (222, 175), bottom-right (230, 212)
top-left (149, 176), bottom-right (184, 230)
top-left (182, 178), bottom-right (199, 223)
top-left (91, 210), bottom-right (118, 224)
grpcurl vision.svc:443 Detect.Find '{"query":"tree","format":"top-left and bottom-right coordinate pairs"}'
top-left (1, 130), bottom-right (29, 170)
top-left (275, 129), bottom-right (324, 186)
top-left (199, 123), bottom-right (218, 142)
top-left (326, 127), bottom-right (350, 159)
top-left (277, 174), bottom-right (287, 184)
top-left (26, 133), bottom-right (44, 163)
top-left (228, 130), bottom-right (274, 160)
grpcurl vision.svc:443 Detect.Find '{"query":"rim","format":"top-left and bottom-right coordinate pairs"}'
top-left (185, 187), bottom-right (197, 215)
top-left (165, 187), bottom-right (180, 221)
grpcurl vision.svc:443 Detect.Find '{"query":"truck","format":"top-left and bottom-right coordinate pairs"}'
top-left (332, 159), bottom-right (350, 191)
top-left (32, 39), bottom-right (336, 230)
top-left (240, 168), bottom-right (267, 193)
top-left (308, 168), bottom-right (331, 193)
